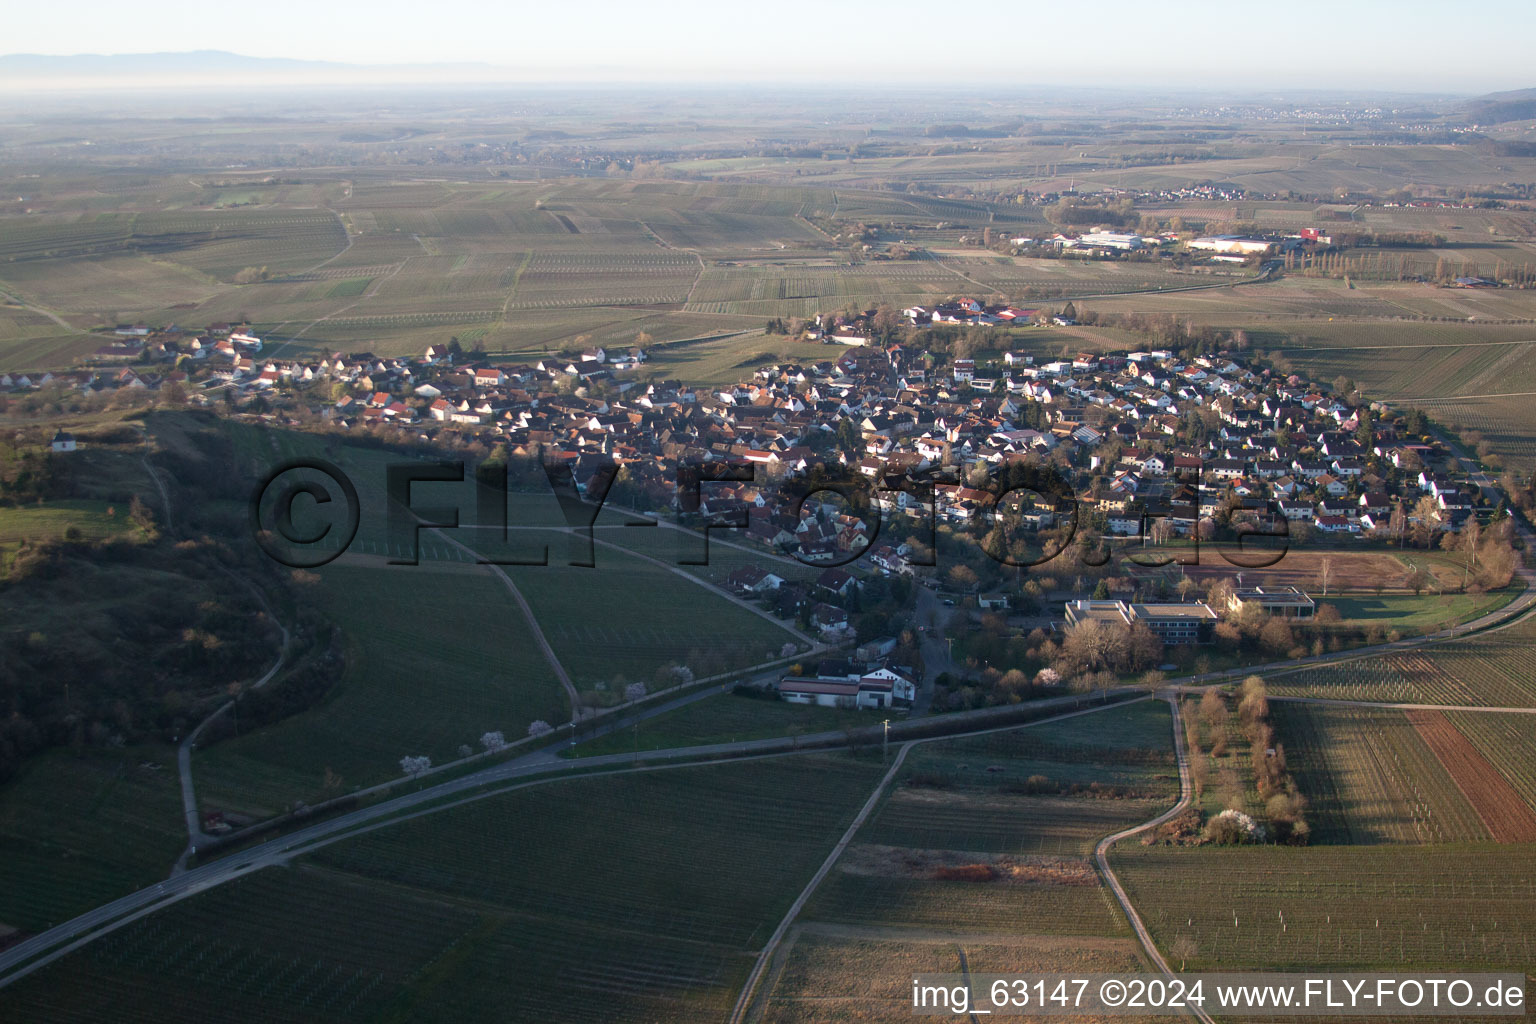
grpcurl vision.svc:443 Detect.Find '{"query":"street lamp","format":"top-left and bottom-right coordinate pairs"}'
top-left (882, 718), bottom-right (890, 761)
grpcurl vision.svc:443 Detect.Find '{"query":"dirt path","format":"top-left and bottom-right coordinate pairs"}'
top-left (730, 744), bottom-right (913, 1024)
top-left (424, 525), bottom-right (585, 722)
top-left (174, 567), bottom-right (292, 872)
top-left (138, 457), bottom-right (174, 533)
top-left (0, 285), bottom-right (89, 336)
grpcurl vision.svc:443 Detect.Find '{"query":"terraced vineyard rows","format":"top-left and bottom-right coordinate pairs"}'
top-left (1406, 710), bottom-right (1536, 842)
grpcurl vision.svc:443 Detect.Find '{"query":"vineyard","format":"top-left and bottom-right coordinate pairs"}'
top-left (1405, 710), bottom-right (1536, 843)
top-left (1269, 615), bottom-right (1536, 706)
top-left (468, 527), bottom-right (805, 691)
top-left (2, 754), bottom-right (888, 1023)
top-left (1115, 844), bottom-right (1536, 973)
top-left (0, 868), bottom-right (483, 1023)
top-left (504, 252), bottom-right (699, 310)
top-left (191, 562), bottom-right (569, 817)
top-left (758, 932), bottom-right (1176, 1024)
top-left (1272, 703), bottom-right (1489, 844)
top-left (0, 748), bottom-right (185, 935)
top-left (1445, 712), bottom-right (1536, 814)
top-left (802, 702), bottom-right (1177, 940)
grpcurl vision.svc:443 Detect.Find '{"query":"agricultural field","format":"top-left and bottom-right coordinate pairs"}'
top-left (0, 754), bottom-right (889, 1023)
top-left (1178, 550), bottom-right (1469, 597)
top-left (1114, 844), bottom-right (1536, 975)
top-left (758, 932), bottom-right (1176, 1024)
top-left (1405, 710), bottom-right (1536, 843)
top-left (1268, 613), bottom-right (1536, 707)
top-left (455, 526), bottom-right (808, 692)
top-left (7, 88), bottom-right (1536, 1022)
top-left (1271, 703), bottom-right (1491, 845)
top-left (0, 746), bottom-right (185, 935)
top-left (801, 701), bottom-right (1177, 939)
top-left (590, 520), bottom-right (825, 589)
top-left (1445, 713), bottom-right (1536, 816)
top-left (0, 497), bottom-right (147, 547)
top-left (191, 562), bottom-right (569, 817)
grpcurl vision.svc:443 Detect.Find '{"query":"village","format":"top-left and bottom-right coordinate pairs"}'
top-left (10, 314), bottom-right (1488, 552)
top-left (6, 307), bottom-right (1511, 718)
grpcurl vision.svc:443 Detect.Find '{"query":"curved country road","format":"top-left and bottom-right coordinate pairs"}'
top-left (1094, 695), bottom-right (1217, 1024)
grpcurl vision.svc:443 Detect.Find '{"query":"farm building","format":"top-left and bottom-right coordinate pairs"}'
top-left (1071, 230), bottom-right (1147, 251)
top-left (1188, 236), bottom-right (1273, 255)
top-left (50, 430), bottom-right (76, 453)
top-left (777, 664), bottom-right (915, 709)
top-left (778, 676), bottom-right (889, 709)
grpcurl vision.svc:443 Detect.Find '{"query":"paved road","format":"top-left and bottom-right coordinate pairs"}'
top-left (0, 690), bottom-right (1131, 987)
top-left (7, 497), bottom-right (1531, 995)
top-left (1093, 695), bottom-right (1217, 1024)
top-left (912, 584), bottom-right (959, 716)
top-left (728, 694), bottom-right (1160, 1024)
top-left (1171, 557), bottom-right (1536, 695)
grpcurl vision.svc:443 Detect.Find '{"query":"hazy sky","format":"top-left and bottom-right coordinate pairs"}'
top-left (8, 0), bottom-right (1536, 93)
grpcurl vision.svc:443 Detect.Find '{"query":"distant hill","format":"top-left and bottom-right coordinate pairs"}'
top-left (1465, 87), bottom-right (1536, 124)
top-left (0, 50), bottom-right (502, 87)
top-left (0, 50), bottom-right (346, 74)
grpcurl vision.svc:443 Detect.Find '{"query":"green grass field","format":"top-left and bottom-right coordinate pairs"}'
top-left (0, 497), bottom-right (152, 571)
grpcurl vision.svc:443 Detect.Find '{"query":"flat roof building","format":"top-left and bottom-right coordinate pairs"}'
top-left (1129, 602), bottom-right (1219, 645)
top-left (1064, 598), bottom-right (1217, 644)
top-left (1228, 585), bottom-right (1315, 620)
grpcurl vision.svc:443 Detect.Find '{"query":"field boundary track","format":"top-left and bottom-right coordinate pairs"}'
top-left (1405, 710), bottom-right (1536, 843)
top-left (1095, 696), bottom-right (1217, 1024)
top-left (729, 744), bottom-right (912, 1024)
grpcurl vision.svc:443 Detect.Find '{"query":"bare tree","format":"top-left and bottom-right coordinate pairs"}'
top-left (1170, 935), bottom-right (1198, 971)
